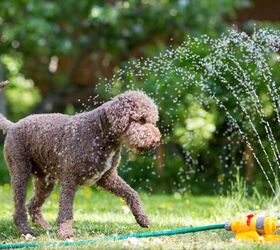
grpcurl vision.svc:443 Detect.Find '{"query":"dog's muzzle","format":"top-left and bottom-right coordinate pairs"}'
top-left (122, 122), bottom-right (161, 152)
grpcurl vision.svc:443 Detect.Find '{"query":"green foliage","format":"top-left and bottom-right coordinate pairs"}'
top-left (0, 0), bottom-right (246, 55)
top-left (174, 99), bottom-right (217, 152)
top-left (0, 0), bottom-right (250, 189)
top-left (0, 54), bottom-right (41, 120)
top-left (0, 0), bottom-right (248, 94)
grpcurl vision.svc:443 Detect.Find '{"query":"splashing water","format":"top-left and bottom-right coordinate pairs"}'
top-left (82, 28), bottom-right (280, 195)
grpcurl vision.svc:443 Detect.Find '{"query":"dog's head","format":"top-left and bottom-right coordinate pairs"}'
top-left (105, 90), bottom-right (161, 152)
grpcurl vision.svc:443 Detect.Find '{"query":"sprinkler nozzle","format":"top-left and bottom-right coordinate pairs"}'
top-left (226, 213), bottom-right (280, 242)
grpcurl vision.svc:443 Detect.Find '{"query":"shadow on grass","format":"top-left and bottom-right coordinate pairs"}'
top-left (0, 218), bottom-right (231, 246)
top-left (0, 219), bottom-right (153, 243)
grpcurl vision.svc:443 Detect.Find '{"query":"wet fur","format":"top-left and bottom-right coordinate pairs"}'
top-left (0, 86), bottom-right (161, 239)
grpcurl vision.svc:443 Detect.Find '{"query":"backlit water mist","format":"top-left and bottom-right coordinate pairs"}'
top-left (82, 28), bottom-right (280, 194)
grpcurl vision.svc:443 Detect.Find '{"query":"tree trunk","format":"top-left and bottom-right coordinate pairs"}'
top-left (156, 144), bottom-right (164, 174)
top-left (245, 145), bottom-right (254, 194)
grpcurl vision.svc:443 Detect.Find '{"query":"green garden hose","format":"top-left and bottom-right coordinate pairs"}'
top-left (0, 224), bottom-right (225, 249)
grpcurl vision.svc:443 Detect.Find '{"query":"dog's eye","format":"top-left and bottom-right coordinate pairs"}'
top-left (139, 117), bottom-right (146, 124)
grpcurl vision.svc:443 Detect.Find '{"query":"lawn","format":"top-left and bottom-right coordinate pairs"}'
top-left (0, 183), bottom-right (280, 249)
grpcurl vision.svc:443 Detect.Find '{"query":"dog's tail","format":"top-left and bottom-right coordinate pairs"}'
top-left (0, 80), bottom-right (9, 89)
top-left (0, 81), bottom-right (14, 133)
top-left (0, 114), bottom-right (14, 133)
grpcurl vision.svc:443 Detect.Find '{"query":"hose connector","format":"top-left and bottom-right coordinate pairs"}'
top-left (224, 221), bottom-right (231, 231)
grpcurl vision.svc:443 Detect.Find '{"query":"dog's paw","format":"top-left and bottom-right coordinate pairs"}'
top-left (23, 233), bottom-right (36, 241)
top-left (57, 220), bottom-right (74, 239)
top-left (57, 230), bottom-right (74, 240)
top-left (32, 213), bottom-right (51, 230)
top-left (136, 214), bottom-right (149, 228)
top-left (21, 230), bottom-right (37, 240)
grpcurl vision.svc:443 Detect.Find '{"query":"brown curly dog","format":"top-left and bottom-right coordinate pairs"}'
top-left (0, 81), bottom-right (161, 239)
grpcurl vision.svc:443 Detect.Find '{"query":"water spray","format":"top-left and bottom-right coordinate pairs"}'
top-left (1, 213), bottom-right (280, 249)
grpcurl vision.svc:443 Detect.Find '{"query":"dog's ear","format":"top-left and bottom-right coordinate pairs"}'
top-left (105, 97), bottom-right (132, 134)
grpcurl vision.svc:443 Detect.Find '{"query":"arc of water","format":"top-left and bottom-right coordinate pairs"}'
top-left (99, 29), bottom-right (279, 194)
top-left (210, 33), bottom-right (280, 172)
top-left (225, 55), bottom-right (280, 167)
top-left (197, 32), bottom-right (280, 190)
top-left (197, 77), bottom-right (275, 194)
top-left (173, 40), bottom-right (276, 193)
top-left (213, 70), bottom-right (280, 191)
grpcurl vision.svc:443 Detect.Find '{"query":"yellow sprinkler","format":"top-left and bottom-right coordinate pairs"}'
top-left (225, 213), bottom-right (280, 242)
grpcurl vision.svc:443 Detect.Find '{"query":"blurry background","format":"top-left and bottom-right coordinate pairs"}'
top-left (0, 0), bottom-right (279, 194)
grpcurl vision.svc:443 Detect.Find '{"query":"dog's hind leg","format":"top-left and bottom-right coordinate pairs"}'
top-left (5, 146), bottom-right (35, 236)
top-left (27, 175), bottom-right (56, 229)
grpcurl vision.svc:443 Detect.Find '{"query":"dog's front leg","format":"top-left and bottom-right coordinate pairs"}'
top-left (97, 170), bottom-right (149, 228)
top-left (57, 176), bottom-right (78, 239)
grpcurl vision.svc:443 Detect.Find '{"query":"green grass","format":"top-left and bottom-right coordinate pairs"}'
top-left (0, 184), bottom-right (280, 249)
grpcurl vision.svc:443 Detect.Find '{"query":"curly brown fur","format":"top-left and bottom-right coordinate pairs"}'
top-left (0, 85), bottom-right (161, 239)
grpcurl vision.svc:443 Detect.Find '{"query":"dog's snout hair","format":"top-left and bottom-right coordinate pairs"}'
top-left (122, 122), bottom-right (161, 151)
